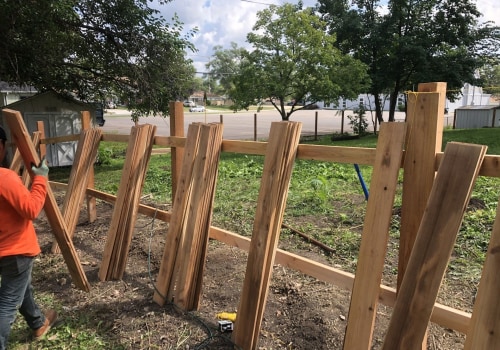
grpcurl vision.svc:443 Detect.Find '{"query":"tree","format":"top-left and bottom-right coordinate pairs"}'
top-left (481, 64), bottom-right (500, 98)
top-left (206, 42), bottom-right (247, 96)
top-left (317, 0), bottom-right (500, 122)
top-left (0, 0), bottom-right (197, 121)
top-left (230, 2), bottom-right (369, 120)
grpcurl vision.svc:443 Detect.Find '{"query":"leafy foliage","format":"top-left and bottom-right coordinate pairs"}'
top-left (228, 2), bottom-right (370, 120)
top-left (0, 0), bottom-right (197, 121)
top-left (481, 64), bottom-right (500, 97)
top-left (316, 0), bottom-right (500, 122)
top-left (205, 42), bottom-right (247, 96)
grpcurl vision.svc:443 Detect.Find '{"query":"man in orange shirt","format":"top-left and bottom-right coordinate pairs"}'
top-left (0, 126), bottom-right (58, 349)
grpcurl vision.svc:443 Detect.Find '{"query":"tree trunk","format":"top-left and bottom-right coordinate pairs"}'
top-left (373, 92), bottom-right (384, 124)
top-left (388, 82), bottom-right (401, 122)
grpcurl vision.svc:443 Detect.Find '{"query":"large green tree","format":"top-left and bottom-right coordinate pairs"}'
top-left (230, 2), bottom-right (369, 120)
top-left (317, 0), bottom-right (500, 122)
top-left (0, 0), bottom-right (197, 120)
top-left (206, 42), bottom-right (247, 97)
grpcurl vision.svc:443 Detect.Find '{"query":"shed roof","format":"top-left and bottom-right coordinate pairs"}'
top-left (5, 90), bottom-right (94, 109)
top-left (456, 105), bottom-right (500, 111)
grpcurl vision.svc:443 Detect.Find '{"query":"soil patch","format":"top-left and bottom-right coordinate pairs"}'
top-left (29, 194), bottom-right (470, 349)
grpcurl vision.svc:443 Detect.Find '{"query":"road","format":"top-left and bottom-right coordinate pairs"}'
top-left (101, 108), bottom-right (426, 141)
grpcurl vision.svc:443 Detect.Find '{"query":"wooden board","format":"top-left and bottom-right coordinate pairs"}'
top-left (343, 122), bottom-right (406, 349)
top-left (382, 142), bottom-right (487, 350)
top-left (2, 108), bottom-right (90, 291)
top-left (464, 193), bottom-right (500, 349)
top-left (51, 127), bottom-right (102, 253)
top-left (233, 121), bottom-right (302, 350)
top-left (399, 83), bottom-right (446, 288)
top-left (98, 124), bottom-right (156, 280)
top-left (153, 123), bottom-right (202, 305)
top-left (173, 123), bottom-right (224, 310)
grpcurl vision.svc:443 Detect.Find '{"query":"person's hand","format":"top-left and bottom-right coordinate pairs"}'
top-left (32, 158), bottom-right (49, 177)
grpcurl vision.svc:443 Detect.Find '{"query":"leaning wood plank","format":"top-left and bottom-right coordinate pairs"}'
top-left (464, 193), bottom-right (500, 349)
top-left (382, 142), bottom-right (487, 350)
top-left (81, 111), bottom-right (98, 224)
top-left (233, 121), bottom-right (302, 350)
top-left (51, 128), bottom-right (102, 253)
top-left (343, 122), bottom-right (406, 350)
top-left (153, 123), bottom-right (202, 305)
top-left (174, 123), bottom-right (224, 310)
top-left (10, 131), bottom-right (41, 183)
top-left (2, 109), bottom-right (90, 292)
top-left (98, 124), bottom-right (156, 280)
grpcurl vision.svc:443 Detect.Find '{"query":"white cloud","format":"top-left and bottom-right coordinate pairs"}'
top-left (475, 0), bottom-right (500, 25)
top-left (155, 0), bottom-right (498, 74)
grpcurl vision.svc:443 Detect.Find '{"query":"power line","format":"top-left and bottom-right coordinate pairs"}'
top-left (240, 0), bottom-right (275, 5)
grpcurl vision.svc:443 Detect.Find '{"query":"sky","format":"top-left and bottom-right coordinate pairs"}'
top-left (155, 0), bottom-right (500, 74)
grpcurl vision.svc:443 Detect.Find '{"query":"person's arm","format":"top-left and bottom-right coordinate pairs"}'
top-left (2, 170), bottom-right (47, 219)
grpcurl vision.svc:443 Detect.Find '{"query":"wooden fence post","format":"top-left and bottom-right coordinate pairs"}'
top-left (170, 101), bottom-right (184, 200)
top-left (254, 113), bottom-right (257, 141)
top-left (398, 82), bottom-right (446, 349)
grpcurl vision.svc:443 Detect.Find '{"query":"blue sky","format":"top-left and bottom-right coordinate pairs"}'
top-left (155, 0), bottom-right (499, 74)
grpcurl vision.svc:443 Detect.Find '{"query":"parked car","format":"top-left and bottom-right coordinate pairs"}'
top-left (189, 105), bottom-right (205, 112)
top-left (183, 100), bottom-right (196, 107)
top-left (106, 101), bottom-right (116, 109)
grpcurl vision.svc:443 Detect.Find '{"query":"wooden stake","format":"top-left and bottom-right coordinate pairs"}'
top-left (382, 142), bottom-right (487, 350)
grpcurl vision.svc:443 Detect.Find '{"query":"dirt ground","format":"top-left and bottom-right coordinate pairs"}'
top-left (30, 193), bottom-right (471, 349)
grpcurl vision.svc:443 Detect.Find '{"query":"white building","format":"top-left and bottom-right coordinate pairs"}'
top-left (316, 83), bottom-right (495, 113)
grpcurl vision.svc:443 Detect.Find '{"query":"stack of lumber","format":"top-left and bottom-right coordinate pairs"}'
top-left (52, 127), bottom-right (102, 253)
top-left (99, 124), bottom-right (157, 281)
top-left (154, 122), bottom-right (224, 311)
top-left (2, 109), bottom-right (90, 291)
top-left (232, 121), bottom-right (302, 350)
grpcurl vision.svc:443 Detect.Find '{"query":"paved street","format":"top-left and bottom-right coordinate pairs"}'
top-left (101, 107), bottom-right (452, 141)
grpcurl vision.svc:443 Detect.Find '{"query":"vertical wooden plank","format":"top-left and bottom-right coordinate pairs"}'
top-left (170, 101), bottom-right (184, 201)
top-left (464, 194), bottom-right (500, 349)
top-left (36, 120), bottom-right (47, 160)
top-left (3, 109), bottom-right (90, 292)
top-left (343, 122), bottom-right (406, 349)
top-left (81, 111), bottom-right (98, 223)
top-left (399, 82), bottom-right (446, 349)
top-left (382, 142), bottom-right (486, 350)
top-left (233, 121), bottom-right (302, 350)
top-left (399, 83), bottom-right (446, 288)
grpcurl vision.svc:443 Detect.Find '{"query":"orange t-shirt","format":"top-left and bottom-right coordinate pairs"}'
top-left (0, 168), bottom-right (47, 257)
